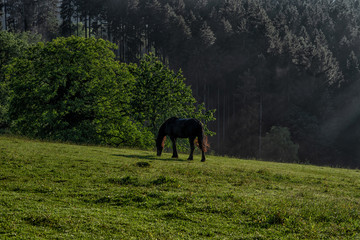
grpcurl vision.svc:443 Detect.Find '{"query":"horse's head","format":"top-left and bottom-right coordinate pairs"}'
top-left (156, 136), bottom-right (166, 156)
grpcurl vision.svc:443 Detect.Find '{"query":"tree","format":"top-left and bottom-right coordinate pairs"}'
top-left (261, 126), bottom-right (299, 162)
top-left (35, 0), bottom-right (60, 40)
top-left (5, 0), bottom-right (59, 40)
top-left (0, 1), bottom-right (3, 30)
top-left (5, 36), bottom-right (152, 147)
top-left (199, 21), bottom-right (216, 47)
top-left (0, 30), bottom-right (40, 129)
top-left (60, 0), bottom-right (75, 37)
top-left (129, 53), bottom-right (215, 135)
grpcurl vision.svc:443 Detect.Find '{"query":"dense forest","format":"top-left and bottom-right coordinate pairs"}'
top-left (2, 0), bottom-right (360, 167)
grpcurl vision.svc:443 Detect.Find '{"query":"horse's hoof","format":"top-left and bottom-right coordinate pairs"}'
top-left (187, 158), bottom-right (193, 161)
top-left (201, 159), bottom-right (206, 162)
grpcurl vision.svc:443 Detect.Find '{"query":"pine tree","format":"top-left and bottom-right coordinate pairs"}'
top-left (60, 0), bottom-right (75, 37)
top-left (199, 21), bottom-right (215, 47)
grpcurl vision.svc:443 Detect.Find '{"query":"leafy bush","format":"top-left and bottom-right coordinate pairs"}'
top-left (129, 53), bottom-right (215, 136)
top-left (262, 126), bottom-right (299, 162)
top-left (5, 36), bottom-right (148, 146)
top-left (0, 31), bottom-right (41, 129)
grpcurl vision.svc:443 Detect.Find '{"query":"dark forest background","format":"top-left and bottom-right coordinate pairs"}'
top-left (2, 0), bottom-right (360, 167)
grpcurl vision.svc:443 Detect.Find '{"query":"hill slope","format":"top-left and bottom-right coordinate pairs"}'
top-left (0, 136), bottom-right (359, 239)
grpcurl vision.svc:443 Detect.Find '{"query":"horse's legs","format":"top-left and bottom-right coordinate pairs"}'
top-left (198, 135), bottom-right (206, 162)
top-left (170, 137), bottom-right (178, 158)
top-left (201, 150), bottom-right (206, 162)
top-left (188, 136), bottom-right (195, 160)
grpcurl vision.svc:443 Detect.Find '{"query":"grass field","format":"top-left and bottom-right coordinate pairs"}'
top-left (0, 135), bottom-right (360, 239)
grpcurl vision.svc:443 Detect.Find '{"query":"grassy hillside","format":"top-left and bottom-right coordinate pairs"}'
top-left (0, 135), bottom-right (359, 239)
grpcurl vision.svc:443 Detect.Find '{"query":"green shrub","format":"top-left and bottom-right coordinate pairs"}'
top-left (5, 36), bottom-right (146, 146)
top-left (262, 126), bottom-right (299, 162)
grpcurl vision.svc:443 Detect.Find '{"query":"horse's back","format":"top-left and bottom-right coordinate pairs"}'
top-left (165, 118), bottom-right (202, 138)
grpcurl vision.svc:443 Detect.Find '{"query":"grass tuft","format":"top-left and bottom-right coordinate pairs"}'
top-left (151, 176), bottom-right (177, 185)
top-left (135, 161), bottom-right (151, 168)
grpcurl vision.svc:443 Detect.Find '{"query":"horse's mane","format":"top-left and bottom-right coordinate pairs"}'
top-left (165, 117), bottom-right (178, 124)
top-left (156, 119), bottom-right (170, 148)
top-left (161, 136), bottom-right (166, 147)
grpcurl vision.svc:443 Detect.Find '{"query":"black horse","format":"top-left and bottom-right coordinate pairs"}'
top-left (156, 117), bottom-right (208, 162)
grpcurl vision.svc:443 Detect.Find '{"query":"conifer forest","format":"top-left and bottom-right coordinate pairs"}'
top-left (2, 0), bottom-right (360, 167)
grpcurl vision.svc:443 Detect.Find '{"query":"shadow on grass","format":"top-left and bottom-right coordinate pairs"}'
top-left (112, 154), bottom-right (185, 162)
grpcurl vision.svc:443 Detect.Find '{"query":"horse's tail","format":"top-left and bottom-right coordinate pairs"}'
top-left (195, 126), bottom-right (209, 153)
top-left (201, 133), bottom-right (209, 153)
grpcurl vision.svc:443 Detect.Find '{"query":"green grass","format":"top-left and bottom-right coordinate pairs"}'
top-left (1, 135), bottom-right (360, 239)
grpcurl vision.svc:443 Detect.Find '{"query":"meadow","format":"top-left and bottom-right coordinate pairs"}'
top-left (0, 135), bottom-right (359, 239)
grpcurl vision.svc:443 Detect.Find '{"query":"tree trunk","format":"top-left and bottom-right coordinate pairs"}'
top-left (3, 0), bottom-right (7, 30)
top-left (258, 94), bottom-right (263, 159)
top-left (84, 14), bottom-right (88, 38)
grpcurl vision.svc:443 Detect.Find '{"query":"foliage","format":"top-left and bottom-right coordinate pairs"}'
top-left (60, 0), bottom-right (75, 37)
top-left (1, 136), bottom-right (360, 239)
top-left (0, 31), bottom-right (41, 129)
top-left (5, 36), bottom-right (152, 147)
top-left (262, 126), bottom-right (299, 162)
top-left (3, 0), bottom-right (59, 40)
top-left (0, 31), bottom-right (38, 67)
top-left (3, 36), bottom-right (213, 149)
top-left (129, 53), bottom-right (215, 136)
